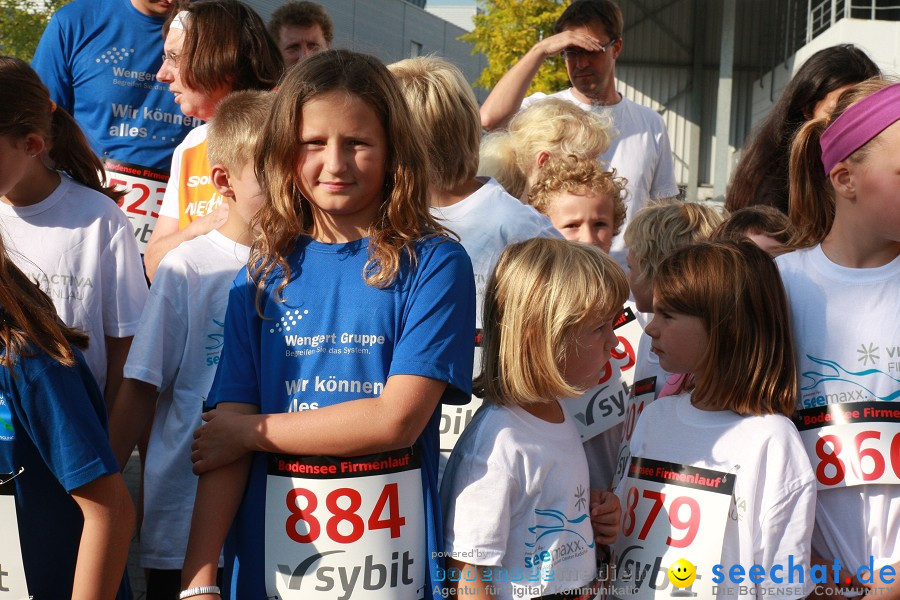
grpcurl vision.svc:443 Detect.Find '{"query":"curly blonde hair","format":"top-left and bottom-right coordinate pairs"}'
top-left (528, 155), bottom-right (628, 236)
top-left (478, 97), bottom-right (614, 200)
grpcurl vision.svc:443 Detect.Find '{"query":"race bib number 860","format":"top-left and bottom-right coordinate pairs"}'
top-left (795, 402), bottom-right (900, 488)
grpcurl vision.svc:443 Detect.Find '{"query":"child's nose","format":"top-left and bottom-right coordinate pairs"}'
top-left (604, 324), bottom-right (619, 351)
top-left (323, 145), bottom-right (346, 173)
top-left (645, 315), bottom-right (660, 337)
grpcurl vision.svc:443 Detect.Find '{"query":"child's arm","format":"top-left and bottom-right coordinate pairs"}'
top-left (181, 402), bottom-right (259, 597)
top-left (859, 559), bottom-right (900, 600)
top-left (109, 377), bottom-right (157, 468)
top-left (104, 335), bottom-right (132, 410)
top-left (446, 558), bottom-right (496, 598)
top-left (590, 489), bottom-right (621, 545)
top-left (70, 472), bottom-right (134, 600)
top-left (192, 374), bottom-right (446, 471)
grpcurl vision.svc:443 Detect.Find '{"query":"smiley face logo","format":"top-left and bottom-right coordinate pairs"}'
top-left (668, 558), bottom-right (696, 588)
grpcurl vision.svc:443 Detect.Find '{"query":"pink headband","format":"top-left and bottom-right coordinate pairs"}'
top-left (820, 82), bottom-right (900, 175)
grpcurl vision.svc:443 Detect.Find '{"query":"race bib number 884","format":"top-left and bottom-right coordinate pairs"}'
top-left (265, 448), bottom-right (426, 599)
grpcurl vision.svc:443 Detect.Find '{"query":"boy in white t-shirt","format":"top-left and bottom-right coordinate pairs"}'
top-left (388, 56), bottom-right (561, 480)
top-left (529, 155), bottom-right (636, 489)
top-left (624, 200), bottom-right (724, 398)
top-left (108, 90), bottom-right (272, 600)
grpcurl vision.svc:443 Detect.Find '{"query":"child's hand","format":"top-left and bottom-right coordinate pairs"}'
top-left (589, 489), bottom-right (620, 545)
top-left (191, 409), bottom-right (253, 473)
top-left (184, 202), bottom-right (229, 238)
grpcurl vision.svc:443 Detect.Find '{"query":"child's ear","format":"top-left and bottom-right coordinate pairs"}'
top-left (535, 150), bottom-right (551, 170)
top-left (23, 133), bottom-right (47, 157)
top-left (211, 164), bottom-right (235, 198)
top-left (830, 164), bottom-right (855, 200)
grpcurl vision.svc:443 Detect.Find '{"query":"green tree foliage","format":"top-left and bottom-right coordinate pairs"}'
top-left (462, 0), bottom-right (568, 94)
top-left (0, 0), bottom-right (72, 61)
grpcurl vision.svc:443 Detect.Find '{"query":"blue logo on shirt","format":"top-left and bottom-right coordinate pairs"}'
top-left (0, 393), bottom-right (14, 442)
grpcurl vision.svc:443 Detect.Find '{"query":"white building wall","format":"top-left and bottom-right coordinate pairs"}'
top-left (751, 19), bottom-right (900, 128)
top-left (425, 6), bottom-right (476, 32)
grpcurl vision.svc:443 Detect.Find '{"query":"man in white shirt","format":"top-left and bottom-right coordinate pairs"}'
top-left (481, 0), bottom-right (679, 265)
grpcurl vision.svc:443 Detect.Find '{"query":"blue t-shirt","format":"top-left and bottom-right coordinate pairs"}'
top-left (0, 346), bottom-right (127, 599)
top-left (32, 0), bottom-right (196, 171)
top-left (208, 236), bottom-right (475, 599)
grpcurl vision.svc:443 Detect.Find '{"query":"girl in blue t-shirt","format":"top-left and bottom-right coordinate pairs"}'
top-left (179, 49), bottom-right (475, 600)
top-left (0, 232), bottom-right (134, 598)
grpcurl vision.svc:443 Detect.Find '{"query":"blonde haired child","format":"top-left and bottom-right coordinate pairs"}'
top-left (0, 56), bottom-right (147, 406)
top-left (615, 240), bottom-right (815, 600)
top-left (389, 56), bottom-right (559, 477)
top-left (478, 97), bottom-right (613, 201)
top-left (109, 89), bottom-right (272, 599)
top-left (780, 79), bottom-right (899, 597)
top-left (529, 155), bottom-right (627, 253)
top-left (0, 231), bottom-right (134, 599)
top-left (622, 200), bottom-right (724, 401)
top-left (441, 237), bottom-right (626, 599)
top-left (180, 49), bottom-right (475, 600)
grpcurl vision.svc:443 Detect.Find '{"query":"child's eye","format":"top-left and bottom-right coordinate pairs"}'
top-left (301, 139), bottom-right (326, 147)
top-left (348, 139), bottom-right (368, 147)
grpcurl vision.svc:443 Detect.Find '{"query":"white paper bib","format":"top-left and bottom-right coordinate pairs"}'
top-left (612, 457), bottom-right (733, 599)
top-left (0, 470), bottom-right (30, 598)
top-left (104, 158), bottom-right (169, 253)
top-left (795, 401), bottom-right (900, 488)
top-left (264, 448), bottom-right (427, 599)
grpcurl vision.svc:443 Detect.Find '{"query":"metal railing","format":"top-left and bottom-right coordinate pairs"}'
top-left (806, 0), bottom-right (900, 41)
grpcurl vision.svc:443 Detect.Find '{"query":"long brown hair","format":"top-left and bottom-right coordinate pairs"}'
top-left (727, 45), bottom-right (879, 214)
top-left (0, 235), bottom-right (88, 371)
top-left (250, 49), bottom-right (448, 304)
top-left (653, 241), bottom-right (797, 417)
top-left (787, 78), bottom-right (894, 248)
top-left (0, 56), bottom-right (122, 202)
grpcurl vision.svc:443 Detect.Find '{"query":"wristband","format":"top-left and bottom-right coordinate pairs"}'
top-left (179, 586), bottom-right (221, 599)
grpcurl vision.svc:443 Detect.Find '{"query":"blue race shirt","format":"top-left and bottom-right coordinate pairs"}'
top-left (209, 236), bottom-right (475, 599)
top-left (0, 347), bottom-right (127, 599)
top-left (32, 0), bottom-right (196, 171)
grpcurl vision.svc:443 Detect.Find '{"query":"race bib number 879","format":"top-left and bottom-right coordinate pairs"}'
top-left (265, 448), bottom-right (426, 599)
top-left (613, 457), bottom-right (733, 599)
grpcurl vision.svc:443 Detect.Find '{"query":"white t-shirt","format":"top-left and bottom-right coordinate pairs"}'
top-left (777, 246), bottom-right (900, 571)
top-left (430, 177), bottom-right (560, 328)
top-left (441, 401), bottom-right (597, 599)
top-left (124, 229), bottom-right (249, 569)
top-left (522, 89), bottom-right (679, 266)
top-left (619, 394), bottom-right (816, 600)
top-left (0, 175), bottom-right (148, 390)
top-left (431, 177), bottom-right (560, 481)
